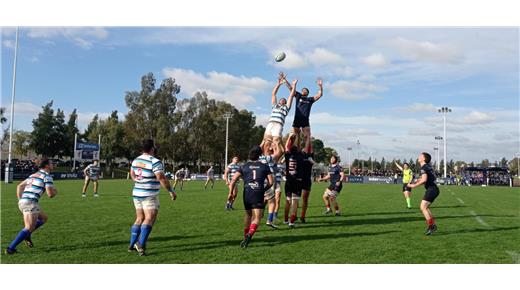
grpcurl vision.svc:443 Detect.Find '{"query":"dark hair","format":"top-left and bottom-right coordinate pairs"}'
top-left (422, 152), bottom-right (432, 164)
top-left (142, 139), bottom-right (156, 154)
top-left (38, 158), bottom-right (51, 169)
top-left (93, 159), bottom-right (99, 162)
top-left (290, 145), bottom-right (298, 154)
top-left (249, 146), bottom-right (262, 161)
top-left (331, 155), bottom-right (338, 163)
top-left (302, 87), bottom-right (309, 94)
top-left (403, 162), bottom-right (409, 166)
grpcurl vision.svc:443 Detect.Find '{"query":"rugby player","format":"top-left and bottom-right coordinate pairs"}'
top-left (319, 155), bottom-right (345, 216)
top-left (407, 152), bottom-right (440, 235)
top-left (204, 165), bottom-right (215, 190)
top-left (283, 133), bottom-right (305, 228)
top-left (395, 161), bottom-right (414, 209)
top-left (173, 166), bottom-right (186, 190)
top-left (224, 156), bottom-right (240, 210)
top-left (229, 146), bottom-right (273, 248)
top-left (281, 72), bottom-right (323, 153)
top-left (262, 77), bottom-right (297, 154)
top-left (260, 140), bottom-right (282, 228)
top-left (128, 139), bottom-right (176, 256)
top-left (300, 135), bottom-right (315, 223)
top-left (5, 159), bottom-right (57, 255)
top-left (82, 159), bottom-right (101, 198)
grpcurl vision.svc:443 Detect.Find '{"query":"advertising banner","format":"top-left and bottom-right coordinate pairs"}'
top-left (75, 143), bottom-right (100, 161)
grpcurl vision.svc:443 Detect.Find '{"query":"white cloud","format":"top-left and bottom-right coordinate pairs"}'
top-left (3, 102), bottom-right (41, 117)
top-left (327, 79), bottom-right (387, 101)
top-left (390, 37), bottom-right (463, 64)
top-left (305, 48), bottom-right (344, 66)
top-left (2, 39), bottom-right (15, 49)
top-left (3, 27), bottom-right (110, 49)
top-left (405, 103), bottom-right (436, 112)
top-left (461, 111), bottom-right (496, 125)
top-left (162, 67), bottom-right (270, 107)
top-left (362, 53), bottom-right (388, 68)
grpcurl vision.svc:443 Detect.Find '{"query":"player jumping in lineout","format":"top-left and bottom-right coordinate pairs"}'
top-left (229, 146), bottom-right (273, 248)
top-left (407, 152), bottom-right (440, 235)
top-left (82, 159), bottom-right (101, 198)
top-left (128, 139), bottom-right (177, 256)
top-left (5, 159), bottom-right (57, 255)
top-left (395, 161), bottom-right (414, 209)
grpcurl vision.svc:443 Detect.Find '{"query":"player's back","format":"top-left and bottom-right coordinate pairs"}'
top-left (131, 154), bottom-right (163, 197)
top-left (240, 161), bottom-right (271, 193)
top-left (21, 170), bottom-right (54, 201)
top-left (285, 151), bottom-right (304, 180)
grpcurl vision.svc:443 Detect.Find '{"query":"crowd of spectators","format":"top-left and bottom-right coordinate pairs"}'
top-left (1, 159), bottom-right (38, 172)
top-left (487, 170), bottom-right (512, 186)
top-left (350, 168), bottom-right (398, 177)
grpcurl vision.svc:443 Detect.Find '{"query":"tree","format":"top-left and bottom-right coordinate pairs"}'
top-left (0, 107), bottom-right (7, 124)
top-left (499, 157), bottom-right (508, 168)
top-left (12, 130), bottom-right (31, 158)
top-left (63, 109), bottom-right (79, 158)
top-left (30, 101), bottom-right (67, 158)
top-left (124, 73), bottom-right (180, 159)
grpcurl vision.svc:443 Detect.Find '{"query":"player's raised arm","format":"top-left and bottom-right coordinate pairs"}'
top-left (285, 132), bottom-right (296, 152)
top-left (313, 79), bottom-right (323, 101)
top-left (394, 161), bottom-right (403, 171)
top-left (16, 180), bottom-right (27, 199)
top-left (286, 79), bottom-right (297, 109)
top-left (272, 76), bottom-right (284, 106)
top-left (229, 170), bottom-right (242, 194)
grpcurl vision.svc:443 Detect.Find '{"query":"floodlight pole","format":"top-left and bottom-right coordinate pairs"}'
top-left (223, 113), bottom-right (233, 166)
top-left (72, 133), bottom-right (77, 171)
top-left (435, 136), bottom-right (443, 172)
top-left (438, 107), bottom-right (451, 178)
top-left (5, 27), bottom-right (19, 184)
top-left (347, 147), bottom-right (352, 175)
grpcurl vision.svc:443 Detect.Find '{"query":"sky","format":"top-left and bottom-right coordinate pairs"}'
top-left (1, 27), bottom-right (519, 163)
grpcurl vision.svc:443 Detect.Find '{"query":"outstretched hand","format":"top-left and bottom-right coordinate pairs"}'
top-left (317, 79), bottom-right (323, 86)
top-left (292, 79), bottom-right (298, 86)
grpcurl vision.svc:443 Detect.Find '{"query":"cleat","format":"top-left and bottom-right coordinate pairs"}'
top-left (425, 224), bottom-right (438, 235)
top-left (4, 248), bottom-right (17, 255)
top-left (134, 243), bottom-right (146, 256)
top-left (240, 234), bottom-right (252, 248)
top-left (94, 194), bottom-right (99, 198)
top-left (82, 194), bottom-right (86, 198)
top-left (128, 246), bottom-right (137, 252)
top-left (24, 236), bottom-right (34, 248)
top-left (283, 220), bottom-right (289, 225)
top-left (300, 217), bottom-right (306, 223)
top-left (288, 223), bottom-right (296, 228)
top-left (266, 222), bottom-right (279, 229)
top-left (323, 209), bottom-right (332, 215)
top-left (407, 207), bottom-right (412, 210)
top-left (335, 212), bottom-right (341, 216)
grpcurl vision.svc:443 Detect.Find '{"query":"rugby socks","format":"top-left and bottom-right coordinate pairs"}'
top-left (8, 228), bottom-right (31, 250)
top-left (427, 218), bottom-right (436, 226)
top-left (406, 197), bottom-right (411, 208)
top-left (247, 223), bottom-right (259, 237)
top-left (267, 212), bottom-right (275, 223)
top-left (129, 224), bottom-right (141, 247)
top-left (138, 224), bottom-right (153, 248)
top-left (290, 214), bottom-right (297, 224)
top-left (244, 227), bottom-right (249, 237)
top-left (26, 219), bottom-right (45, 239)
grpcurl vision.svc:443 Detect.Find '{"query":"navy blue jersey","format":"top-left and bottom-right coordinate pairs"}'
top-left (237, 161), bottom-right (272, 193)
top-left (301, 152), bottom-right (313, 179)
top-left (420, 163), bottom-right (437, 189)
top-left (294, 92), bottom-right (315, 120)
top-left (328, 164), bottom-right (343, 184)
top-left (285, 151), bottom-right (304, 180)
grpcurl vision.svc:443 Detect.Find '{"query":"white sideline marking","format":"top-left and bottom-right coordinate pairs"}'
top-left (456, 197), bottom-right (465, 205)
top-left (469, 210), bottom-right (492, 228)
top-left (506, 251), bottom-right (520, 264)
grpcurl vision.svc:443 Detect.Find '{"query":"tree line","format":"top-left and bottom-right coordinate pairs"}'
top-left (0, 73), bottom-right (339, 173)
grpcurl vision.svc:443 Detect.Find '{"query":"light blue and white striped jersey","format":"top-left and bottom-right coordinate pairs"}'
top-left (131, 154), bottom-right (164, 197)
top-left (268, 104), bottom-right (290, 125)
top-left (86, 164), bottom-right (101, 179)
top-left (259, 154), bottom-right (275, 173)
top-left (21, 170), bottom-right (54, 202)
top-left (227, 163), bottom-right (240, 181)
top-left (273, 163), bottom-right (283, 183)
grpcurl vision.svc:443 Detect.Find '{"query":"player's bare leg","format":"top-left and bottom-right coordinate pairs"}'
top-left (241, 208), bottom-right (262, 248)
top-left (93, 181), bottom-right (99, 197)
top-left (403, 190), bottom-right (411, 209)
top-left (322, 192), bottom-right (332, 214)
top-left (129, 208), bottom-right (145, 252)
top-left (274, 189), bottom-right (281, 220)
top-left (421, 200), bottom-right (437, 235)
top-left (82, 178), bottom-right (90, 197)
top-left (284, 197), bottom-right (291, 224)
top-left (288, 196), bottom-right (300, 227)
top-left (266, 198), bottom-right (278, 228)
top-left (301, 189), bottom-right (310, 220)
top-left (133, 208), bottom-right (158, 256)
top-left (330, 196), bottom-right (340, 216)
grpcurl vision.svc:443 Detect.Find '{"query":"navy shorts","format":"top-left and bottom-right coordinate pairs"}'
top-left (292, 117), bottom-right (310, 128)
top-left (423, 186), bottom-right (440, 203)
top-left (243, 191), bottom-right (265, 210)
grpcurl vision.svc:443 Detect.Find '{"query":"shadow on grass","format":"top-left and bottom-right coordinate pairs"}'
top-left (154, 230), bottom-right (399, 254)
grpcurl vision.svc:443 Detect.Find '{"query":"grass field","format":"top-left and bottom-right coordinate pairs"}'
top-left (1, 179), bottom-right (519, 264)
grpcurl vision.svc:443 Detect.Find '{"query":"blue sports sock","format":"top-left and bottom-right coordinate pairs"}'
top-left (138, 224), bottom-right (153, 248)
top-left (35, 219), bottom-right (45, 230)
top-left (129, 224), bottom-right (141, 247)
top-left (268, 212), bottom-right (274, 223)
top-left (8, 229), bottom-right (30, 250)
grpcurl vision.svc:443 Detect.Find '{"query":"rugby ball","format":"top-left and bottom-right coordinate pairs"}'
top-left (275, 52), bottom-right (286, 62)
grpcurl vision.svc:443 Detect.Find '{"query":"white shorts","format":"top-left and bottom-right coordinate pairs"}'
top-left (265, 122), bottom-right (284, 138)
top-left (264, 186), bottom-right (275, 201)
top-left (133, 196), bottom-right (160, 210)
top-left (18, 199), bottom-right (41, 214)
top-left (325, 188), bottom-right (340, 199)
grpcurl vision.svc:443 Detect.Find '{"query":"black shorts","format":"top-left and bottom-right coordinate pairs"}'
top-left (285, 179), bottom-right (302, 198)
top-left (328, 182), bottom-right (343, 193)
top-left (243, 190), bottom-right (265, 210)
top-left (423, 186), bottom-right (440, 203)
top-left (402, 184), bottom-right (412, 192)
top-left (301, 177), bottom-right (312, 191)
top-left (292, 117), bottom-right (310, 128)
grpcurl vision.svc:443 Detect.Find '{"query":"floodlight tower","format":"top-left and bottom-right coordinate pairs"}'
top-left (347, 147), bottom-right (352, 175)
top-left (438, 107), bottom-right (451, 178)
top-left (435, 136), bottom-right (443, 172)
top-left (223, 112), bottom-right (233, 167)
